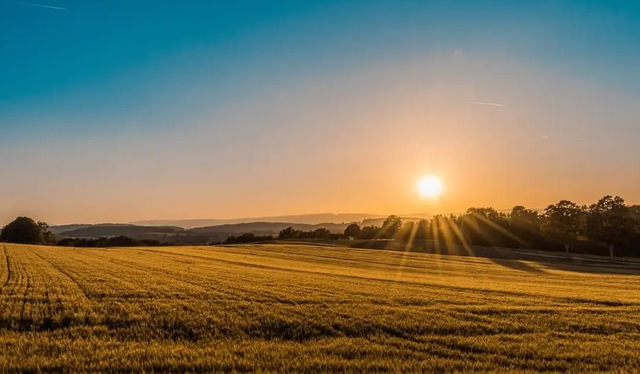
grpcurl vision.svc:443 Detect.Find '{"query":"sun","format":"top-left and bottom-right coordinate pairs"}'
top-left (417, 175), bottom-right (443, 198)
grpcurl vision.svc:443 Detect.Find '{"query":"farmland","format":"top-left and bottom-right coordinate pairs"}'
top-left (1, 243), bottom-right (640, 373)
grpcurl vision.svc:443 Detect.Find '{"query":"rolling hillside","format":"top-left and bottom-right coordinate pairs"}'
top-left (52, 222), bottom-right (349, 243)
top-left (1, 242), bottom-right (640, 372)
top-left (132, 213), bottom-right (383, 228)
top-left (55, 224), bottom-right (184, 238)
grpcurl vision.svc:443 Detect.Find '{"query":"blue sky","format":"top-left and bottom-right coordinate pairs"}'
top-left (1, 0), bottom-right (640, 223)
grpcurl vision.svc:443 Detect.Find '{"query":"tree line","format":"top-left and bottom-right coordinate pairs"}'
top-left (2, 195), bottom-right (639, 257)
top-left (222, 227), bottom-right (342, 244)
top-left (57, 236), bottom-right (170, 247)
top-left (278, 227), bottom-right (340, 240)
top-left (0, 217), bottom-right (170, 247)
top-left (339, 196), bottom-right (640, 258)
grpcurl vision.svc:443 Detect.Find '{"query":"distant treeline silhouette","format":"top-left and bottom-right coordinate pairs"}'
top-left (223, 233), bottom-right (275, 244)
top-left (1, 195), bottom-right (639, 257)
top-left (0, 218), bottom-right (172, 247)
top-left (222, 227), bottom-right (344, 244)
top-left (278, 227), bottom-right (341, 240)
top-left (57, 236), bottom-right (171, 248)
top-left (332, 196), bottom-right (640, 258)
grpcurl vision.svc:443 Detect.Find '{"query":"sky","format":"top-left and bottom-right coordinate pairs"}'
top-left (1, 0), bottom-right (640, 224)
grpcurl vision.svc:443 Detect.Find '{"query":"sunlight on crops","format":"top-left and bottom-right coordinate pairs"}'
top-left (1, 243), bottom-right (640, 372)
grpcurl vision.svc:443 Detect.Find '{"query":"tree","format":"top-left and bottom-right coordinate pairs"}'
top-left (344, 223), bottom-right (361, 239)
top-left (542, 200), bottom-right (585, 258)
top-left (629, 205), bottom-right (640, 222)
top-left (461, 208), bottom-right (511, 247)
top-left (0, 217), bottom-right (54, 245)
top-left (37, 221), bottom-right (56, 244)
top-left (510, 206), bottom-right (541, 232)
top-left (397, 221), bottom-right (415, 243)
top-left (107, 236), bottom-right (142, 247)
top-left (467, 207), bottom-right (503, 222)
top-left (586, 196), bottom-right (634, 258)
top-left (279, 227), bottom-right (300, 239)
top-left (629, 205), bottom-right (640, 256)
top-left (413, 219), bottom-right (429, 240)
top-left (313, 228), bottom-right (331, 239)
top-left (381, 215), bottom-right (403, 239)
top-left (509, 206), bottom-right (542, 247)
top-left (360, 226), bottom-right (379, 240)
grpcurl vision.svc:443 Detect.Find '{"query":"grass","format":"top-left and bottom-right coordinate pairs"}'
top-left (1, 242), bottom-right (640, 373)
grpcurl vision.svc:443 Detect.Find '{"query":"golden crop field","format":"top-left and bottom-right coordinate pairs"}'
top-left (2, 243), bottom-right (640, 373)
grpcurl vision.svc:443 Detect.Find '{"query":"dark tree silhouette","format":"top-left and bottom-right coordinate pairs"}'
top-left (510, 206), bottom-right (541, 232)
top-left (279, 227), bottom-right (299, 239)
top-left (313, 228), bottom-right (331, 239)
top-left (541, 201), bottom-right (585, 258)
top-left (414, 219), bottom-right (430, 240)
top-left (344, 223), bottom-right (361, 239)
top-left (509, 206), bottom-right (542, 247)
top-left (224, 233), bottom-right (275, 244)
top-left (0, 217), bottom-right (54, 245)
top-left (277, 226), bottom-right (339, 240)
top-left (398, 221), bottom-right (415, 243)
top-left (460, 208), bottom-right (512, 247)
top-left (381, 215), bottom-right (403, 239)
top-left (360, 226), bottom-right (379, 240)
top-left (586, 196), bottom-right (635, 258)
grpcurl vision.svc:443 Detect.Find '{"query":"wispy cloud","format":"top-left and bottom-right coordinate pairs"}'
top-left (452, 49), bottom-right (464, 57)
top-left (469, 101), bottom-right (507, 107)
top-left (539, 135), bottom-right (549, 139)
top-left (14, 1), bottom-right (66, 10)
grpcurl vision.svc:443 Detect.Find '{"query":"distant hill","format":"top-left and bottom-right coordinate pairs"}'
top-left (132, 213), bottom-right (381, 229)
top-left (52, 214), bottom-right (435, 244)
top-left (49, 224), bottom-right (94, 235)
top-left (56, 224), bottom-right (184, 239)
top-left (52, 222), bottom-right (349, 243)
top-left (189, 222), bottom-right (350, 236)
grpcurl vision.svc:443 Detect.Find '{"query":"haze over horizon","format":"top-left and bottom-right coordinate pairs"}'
top-left (2, 0), bottom-right (640, 224)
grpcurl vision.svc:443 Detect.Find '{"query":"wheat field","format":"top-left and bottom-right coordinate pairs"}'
top-left (1, 243), bottom-right (640, 373)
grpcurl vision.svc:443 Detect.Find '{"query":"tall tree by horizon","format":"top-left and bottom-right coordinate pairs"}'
top-left (586, 196), bottom-right (636, 258)
top-left (0, 217), bottom-right (54, 245)
top-left (343, 223), bottom-right (361, 239)
top-left (461, 208), bottom-right (511, 247)
top-left (509, 206), bottom-right (542, 247)
top-left (542, 201), bottom-right (585, 258)
top-left (381, 215), bottom-right (403, 239)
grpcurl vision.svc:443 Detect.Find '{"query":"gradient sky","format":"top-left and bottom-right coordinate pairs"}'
top-left (1, 0), bottom-right (640, 224)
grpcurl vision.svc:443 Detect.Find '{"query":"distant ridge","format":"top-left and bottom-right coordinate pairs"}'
top-left (51, 221), bottom-right (359, 244)
top-left (51, 213), bottom-right (440, 238)
top-left (50, 213), bottom-right (450, 244)
top-left (54, 224), bottom-right (185, 238)
top-left (131, 213), bottom-right (383, 229)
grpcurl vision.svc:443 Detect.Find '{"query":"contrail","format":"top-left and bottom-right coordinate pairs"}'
top-left (14, 1), bottom-right (66, 10)
top-left (470, 101), bottom-right (507, 107)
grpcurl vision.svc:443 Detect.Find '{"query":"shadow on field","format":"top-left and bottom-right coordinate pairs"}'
top-left (541, 260), bottom-right (640, 276)
top-left (350, 239), bottom-right (640, 276)
top-left (488, 258), bottom-right (548, 274)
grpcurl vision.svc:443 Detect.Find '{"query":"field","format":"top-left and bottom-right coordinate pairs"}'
top-left (2, 243), bottom-right (640, 373)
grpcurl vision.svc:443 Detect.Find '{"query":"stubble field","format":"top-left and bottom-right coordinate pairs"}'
top-left (1, 242), bottom-right (640, 373)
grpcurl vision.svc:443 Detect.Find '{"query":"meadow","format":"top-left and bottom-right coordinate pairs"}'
top-left (2, 242), bottom-right (640, 373)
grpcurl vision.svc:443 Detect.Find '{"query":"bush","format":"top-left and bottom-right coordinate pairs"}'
top-left (1, 217), bottom-right (54, 245)
top-left (224, 234), bottom-right (275, 244)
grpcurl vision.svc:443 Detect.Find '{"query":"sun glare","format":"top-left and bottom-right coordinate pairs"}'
top-left (418, 175), bottom-right (443, 198)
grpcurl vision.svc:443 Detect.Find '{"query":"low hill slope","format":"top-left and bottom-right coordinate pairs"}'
top-left (56, 224), bottom-right (184, 238)
top-left (1, 243), bottom-right (640, 372)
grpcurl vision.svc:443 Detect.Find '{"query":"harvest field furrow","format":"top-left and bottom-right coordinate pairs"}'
top-left (1, 245), bottom-right (10, 288)
top-left (2, 243), bottom-right (640, 373)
